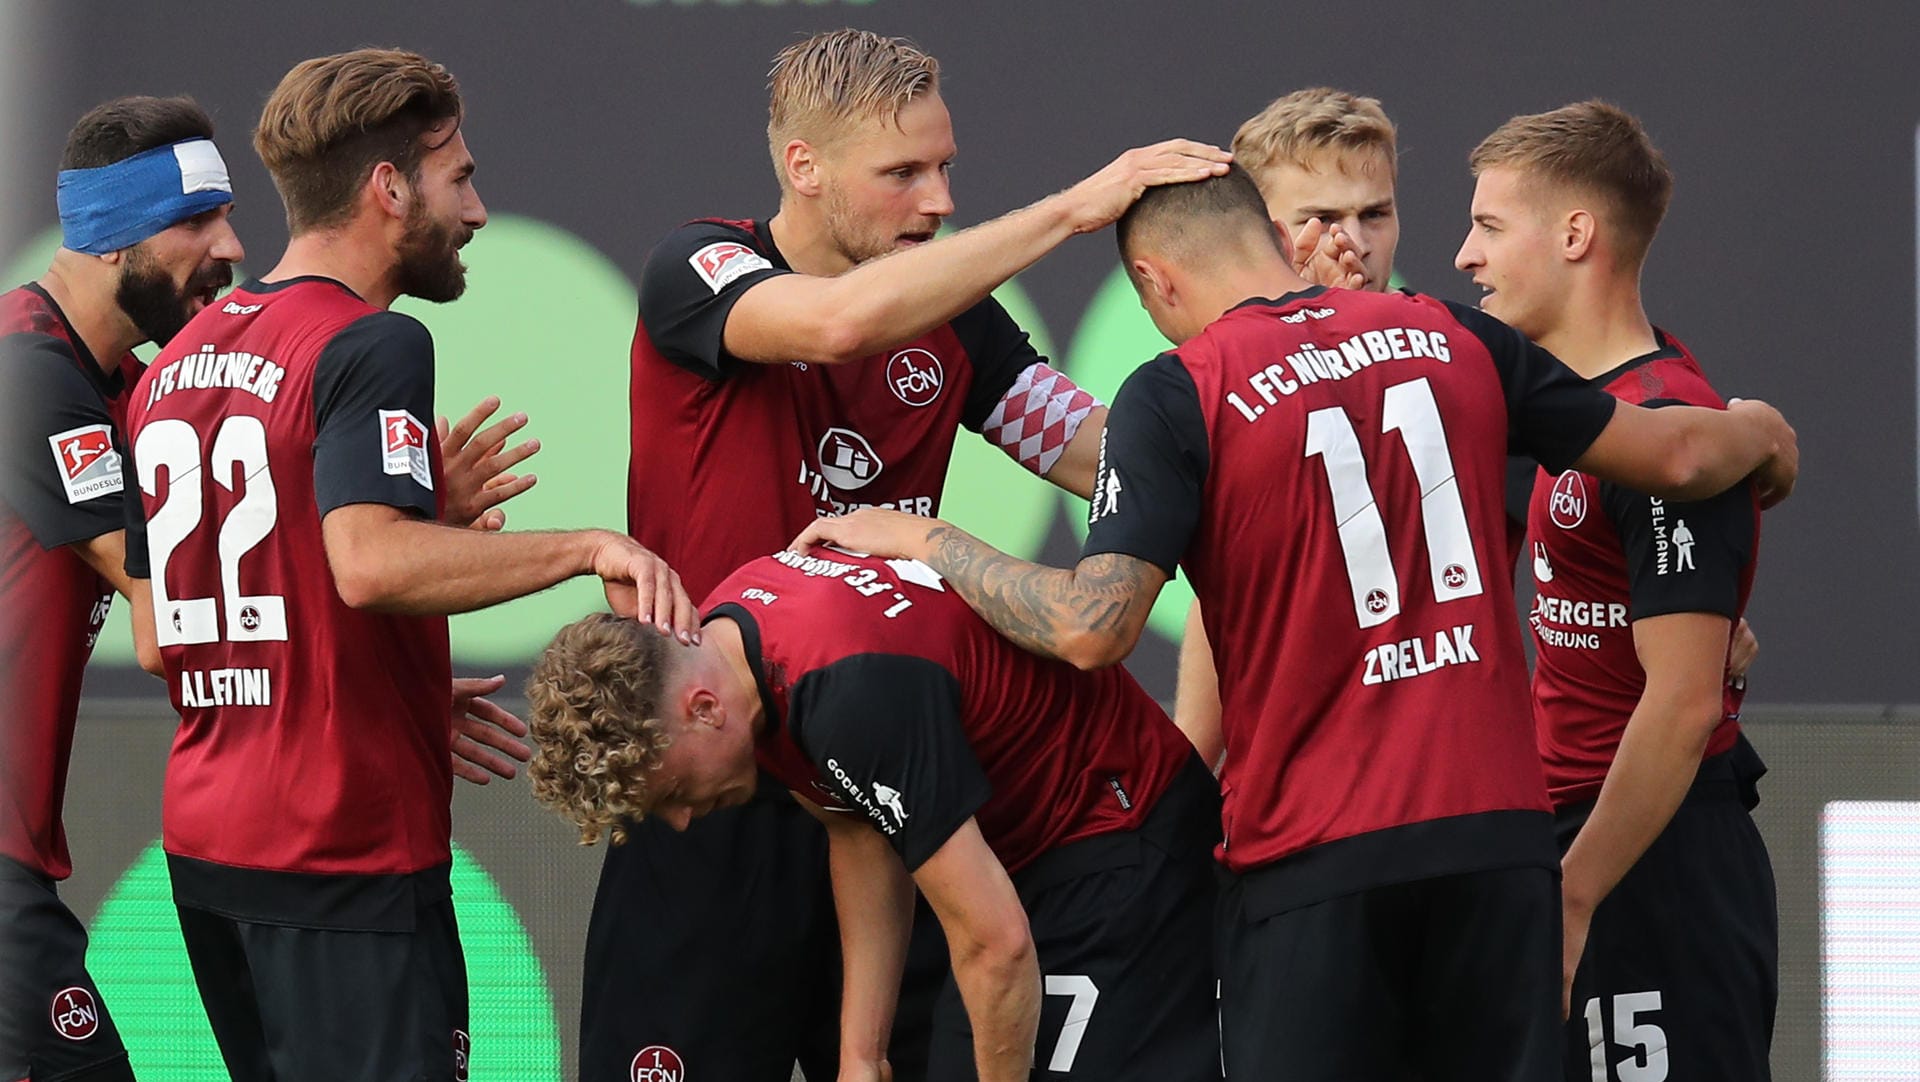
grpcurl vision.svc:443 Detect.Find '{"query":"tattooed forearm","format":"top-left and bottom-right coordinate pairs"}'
top-left (923, 525), bottom-right (1165, 667)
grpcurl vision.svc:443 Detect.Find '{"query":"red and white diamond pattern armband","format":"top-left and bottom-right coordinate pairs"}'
top-left (980, 364), bottom-right (1100, 478)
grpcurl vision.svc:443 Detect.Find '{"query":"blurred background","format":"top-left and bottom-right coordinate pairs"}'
top-left (5, 0), bottom-right (1916, 1077)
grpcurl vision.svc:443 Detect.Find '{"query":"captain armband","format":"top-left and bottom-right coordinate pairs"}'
top-left (980, 363), bottom-right (1101, 477)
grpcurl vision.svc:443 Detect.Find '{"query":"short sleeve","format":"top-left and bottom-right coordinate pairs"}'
top-left (1444, 301), bottom-right (1617, 473)
top-left (637, 221), bottom-right (789, 379)
top-left (1079, 353), bottom-right (1209, 575)
top-left (310, 311), bottom-right (438, 518)
top-left (951, 297), bottom-right (1046, 432)
top-left (787, 654), bottom-right (991, 872)
top-left (0, 333), bottom-right (127, 548)
top-left (1602, 404), bottom-right (1755, 621)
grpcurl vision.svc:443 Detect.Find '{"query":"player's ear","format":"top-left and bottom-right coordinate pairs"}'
top-left (785, 140), bottom-right (823, 198)
top-left (367, 160), bottom-right (411, 221)
top-left (686, 686), bottom-right (724, 730)
top-left (1130, 257), bottom-right (1174, 308)
top-left (1562, 208), bottom-right (1595, 263)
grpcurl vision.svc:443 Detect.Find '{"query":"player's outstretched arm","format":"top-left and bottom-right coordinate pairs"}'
top-left (911, 819), bottom-right (1040, 1082)
top-left (1572, 397), bottom-right (1798, 508)
top-left (723, 141), bottom-right (1231, 366)
top-left (321, 505), bottom-right (697, 639)
top-left (1173, 601), bottom-right (1225, 770)
top-left (790, 509), bottom-right (1166, 670)
top-left (1557, 612), bottom-right (1731, 1015)
top-left (794, 793), bottom-right (915, 1081)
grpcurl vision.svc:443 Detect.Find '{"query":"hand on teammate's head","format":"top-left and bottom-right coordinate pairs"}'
top-left (592, 535), bottom-right (699, 644)
top-left (1062, 139), bottom-right (1233, 235)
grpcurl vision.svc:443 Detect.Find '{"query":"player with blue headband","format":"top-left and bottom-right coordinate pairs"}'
top-left (1, 95), bottom-right (243, 1082)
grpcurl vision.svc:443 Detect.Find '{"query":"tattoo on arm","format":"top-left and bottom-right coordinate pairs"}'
top-left (923, 525), bottom-right (1162, 662)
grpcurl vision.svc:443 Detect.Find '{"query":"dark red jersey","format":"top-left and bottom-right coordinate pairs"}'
top-left (1528, 332), bottom-right (1759, 807)
top-left (629, 218), bottom-right (1091, 597)
top-left (1082, 287), bottom-right (1618, 908)
top-left (125, 277), bottom-right (452, 882)
top-left (0, 285), bottom-right (140, 879)
top-left (707, 549), bottom-right (1192, 874)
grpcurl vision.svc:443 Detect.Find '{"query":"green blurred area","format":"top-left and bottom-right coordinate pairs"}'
top-left (89, 842), bottom-right (559, 1080)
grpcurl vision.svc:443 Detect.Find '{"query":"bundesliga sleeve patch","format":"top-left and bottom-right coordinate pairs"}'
top-left (688, 241), bottom-right (773, 295)
top-left (47, 423), bottom-right (123, 504)
top-left (379, 409), bottom-right (433, 490)
top-left (981, 363), bottom-right (1100, 477)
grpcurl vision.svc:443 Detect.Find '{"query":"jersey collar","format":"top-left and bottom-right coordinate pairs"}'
top-left (1584, 327), bottom-right (1686, 387)
top-left (1227, 285), bottom-right (1330, 314)
top-left (21, 281), bottom-right (124, 397)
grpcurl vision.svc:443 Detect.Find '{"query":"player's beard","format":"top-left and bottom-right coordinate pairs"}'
top-left (116, 245), bottom-right (232, 347)
top-left (821, 185), bottom-right (897, 267)
top-left (395, 201), bottom-right (472, 303)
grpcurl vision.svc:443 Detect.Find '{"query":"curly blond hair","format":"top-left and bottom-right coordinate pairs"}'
top-left (526, 613), bottom-right (679, 846)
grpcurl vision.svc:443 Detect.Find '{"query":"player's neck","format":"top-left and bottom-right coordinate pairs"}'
top-left (701, 617), bottom-right (769, 739)
top-left (766, 206), bottom-right (851, 278)
top-left (37, 257), bottom-right (145, 367)
top-left (1532, 276), bottom-right (1658, 382)
top-left (267, 229), bottom-right (404, 310)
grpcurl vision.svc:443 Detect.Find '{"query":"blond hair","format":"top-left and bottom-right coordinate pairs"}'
top-left (526, 613), bottom-right (679, 846)
top-left (1232, 87), bottom-right (1397, 186)
top-left (1468, 99), bottom-right (1673, 266)
top-left (254, 47), bottom-right (463, 233)
top-left (766, 29), bottom-right (940, 185)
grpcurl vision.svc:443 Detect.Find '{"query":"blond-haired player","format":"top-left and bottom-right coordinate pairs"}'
top-left (1456, 100), bottom-right (1777, 1081)
top-left (597, 28), bottom-right (1230, 1082)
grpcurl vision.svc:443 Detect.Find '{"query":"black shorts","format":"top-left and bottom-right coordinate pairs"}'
top-left (1218, 862), bottom-right (1560, 1081)
top-left (174, 894), bottom-right (468, 1082)
top-left (581, 779), bottom-right (948, 1082)
top-left (925, 755), bottom-right (1222, 1081)
top-left (0, 857), bottom-right (133, 1082)
top-left (1557, 744), bottom-right (1778, 1082)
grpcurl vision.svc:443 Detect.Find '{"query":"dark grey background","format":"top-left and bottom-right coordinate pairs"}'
top-left (7, 0), bottom-right (1918, 705)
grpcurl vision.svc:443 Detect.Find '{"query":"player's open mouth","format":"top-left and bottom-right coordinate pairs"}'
top-left (897, 232), bottom-right (935, 246)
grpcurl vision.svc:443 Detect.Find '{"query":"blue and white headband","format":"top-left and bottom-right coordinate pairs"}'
top-left (55, 138), bottom-right (233, 255)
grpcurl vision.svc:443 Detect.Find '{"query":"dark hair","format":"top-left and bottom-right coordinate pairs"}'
top-left (254, 48), bottom-right (464, 232)
top-left (60, 96), bottom-right (215, 171)
top-left (1117, 162), bottom-right (1276, 264)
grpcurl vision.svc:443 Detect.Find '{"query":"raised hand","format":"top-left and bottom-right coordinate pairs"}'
top-left (1292, 218), bottom-right (1368, 290)
top-left (439, 395), bottom-right (540, 530)
top-left (450, 674), bottom-right (532, 785)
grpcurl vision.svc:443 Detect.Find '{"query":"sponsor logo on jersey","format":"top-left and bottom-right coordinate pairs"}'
top-left (1279, 305), bottom-right (1336, 324)
top-left (1088, 429), bottom-right (1122, 524)
top-left (220, 300), bottom-right (262, 315)
top-left (47, 424), bottom-right (122, 504)
top-left (50, 986), bottom-right (99, 1041)
top-left (688, 241), bottom-right (773, 295)
top-left (886, 348), bottom-right (945, 407)
top-left (873, 782), bottom-right (909, 827)
top-left (1549, 470), bottom-right (1588, 529)
top-left (826, 757), bottom-right (900, 836)
top-left (1532, 541), bottom-right (1555, 583)
top-left (454, 1029), bottom-right (471, 1082)
top-left (379, 409), bottom-right (432, 490)
top-left (740, 587), bottom-right (780, 606)
top-left (630, 1045), bottom-right (685, 1082)
top-left (815, 427), bottom-right (883, 491)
